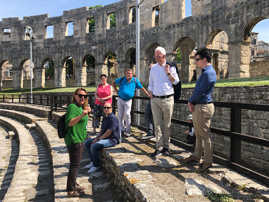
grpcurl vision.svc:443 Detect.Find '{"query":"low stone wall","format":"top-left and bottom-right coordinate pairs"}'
top-left (250, 60), bottom-right (269, 78)
top-left (133, 86), bottom-right (269, 175)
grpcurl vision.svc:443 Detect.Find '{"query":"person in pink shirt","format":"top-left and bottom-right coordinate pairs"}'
top-left (93, 74), bottom-right (113, 133)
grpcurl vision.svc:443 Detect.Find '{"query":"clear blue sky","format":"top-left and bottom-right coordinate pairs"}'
top-left (0, 0), bottom-right (267, 42)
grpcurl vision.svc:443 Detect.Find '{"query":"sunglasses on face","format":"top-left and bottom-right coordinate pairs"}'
top-left (77, 94), bottom-right (87, 98)
top-left (104, 106), bottom-right (112, 109)
top-left (195, 58), bottom-right (202, 62)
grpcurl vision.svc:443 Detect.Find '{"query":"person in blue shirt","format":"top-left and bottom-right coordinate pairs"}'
top-left (112, 68), bottom-right (151, 137)
top-left (183, 48), bottom-right (216, 173)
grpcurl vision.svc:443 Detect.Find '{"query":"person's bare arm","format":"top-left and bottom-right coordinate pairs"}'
top-left (68, 109), bottom-right (90, 127)
top-left (93, 129), bottom-right (112, 143)
top-left (112, 81), bottom-right (118, 94)
top-left (141, 87), bottom-right (152, 98)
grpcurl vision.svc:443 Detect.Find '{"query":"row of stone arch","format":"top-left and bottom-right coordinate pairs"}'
top-left (0, 48), bottom-right (136, 89)
top-left (1, 15), bottom-right (268, 89)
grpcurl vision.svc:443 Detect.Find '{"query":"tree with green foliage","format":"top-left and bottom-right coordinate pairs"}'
top-left (176, 48), bottom-right (182, 63)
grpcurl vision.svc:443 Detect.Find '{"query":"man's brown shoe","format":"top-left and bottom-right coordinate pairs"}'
top-left (67, 190), bottom-right (80, 197)
top-left (182, 156), bottom-right (199, 164)
top-left (198, 164), bottom-right (212, 173)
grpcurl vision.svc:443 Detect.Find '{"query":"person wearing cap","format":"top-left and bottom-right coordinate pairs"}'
top-left (183, 48), bottom-right (216, 172)
top-left (148, 46), bottom-right (180, 157)
top-left (184, 114), bottom-right (196, 144)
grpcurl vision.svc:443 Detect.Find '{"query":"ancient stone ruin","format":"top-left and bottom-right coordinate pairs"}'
top-left (0, 0), bottom-right (269, 89)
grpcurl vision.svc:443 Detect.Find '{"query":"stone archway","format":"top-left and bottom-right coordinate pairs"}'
top-left (63, 56), bottom-right (75, 87)
top-left (41, 58), bottom-right (54, 88)
top-left (206, 30), bottom-right (229, 79)
top-left (83, 54), bottom-right (96, 86)
top-left (0, 60), bottom-right (13, 89)
top-left (103, 52), bottom-right (118, 83)
top-left (19, 59), bottom-right (35, 89)
top-left (173, 37), bottom-right (196, 82)
top-left (125, 48), bottom-right (136, 75)
top-left (245, 18), bottom-right (269, 78)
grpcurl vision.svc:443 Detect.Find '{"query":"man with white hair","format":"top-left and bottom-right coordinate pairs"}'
top-left (148, 46), bottom-right (180, 157)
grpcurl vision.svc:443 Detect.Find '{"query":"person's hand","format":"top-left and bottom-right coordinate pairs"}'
top-left (188, 102), bottom-right (194, 112)
top-left (92, 137), bottom-right (99, 144)
top-left (84, 106), bottom-right (91, 115)
top-left (165, 64), bottom-right (171, 75)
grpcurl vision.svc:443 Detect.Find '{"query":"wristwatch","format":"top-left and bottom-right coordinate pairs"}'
top-left (167, 73), bottom-right (171, 76)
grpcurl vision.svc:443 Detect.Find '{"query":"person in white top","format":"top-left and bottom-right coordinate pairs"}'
top-left (148, 46), bottom-right (179, 157)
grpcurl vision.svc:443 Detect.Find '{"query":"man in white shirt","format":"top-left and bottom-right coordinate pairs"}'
top-left (148, 46), bottom-right (180, 157)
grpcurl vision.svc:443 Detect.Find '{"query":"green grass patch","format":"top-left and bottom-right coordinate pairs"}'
top-left (206, 191), bottom-right (234, 202)
top-left (0, 87), bottom-right (96, 95)
top-left (183, 76), bottom-right (269, 88)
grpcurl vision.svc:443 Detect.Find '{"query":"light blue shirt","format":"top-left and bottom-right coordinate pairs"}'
top-left (115, 77), bottom-right (143, 100)
top-left (148, 62), bottom-right (179, 96)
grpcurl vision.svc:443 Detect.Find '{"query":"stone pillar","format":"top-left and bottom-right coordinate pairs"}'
top-left (12, 69), bottom-right (23, 89)
top-left (0, 67), bottom-right (2, 90)
top-left (75, 64), bottom-right (87, 87)
top-left (228, 41), bottom-right (251, 78)
top-left (34, 68), bottom-right (45, 88)
top-left (55, 67), bottom-right (66, 88)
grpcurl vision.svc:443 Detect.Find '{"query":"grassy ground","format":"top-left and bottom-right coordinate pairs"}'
top-left (183, 76), bottom-right (269, 88)
top-left (0, 76), bottom-right (268, 95)
top-left (0, 87), bottom-right (96, 95)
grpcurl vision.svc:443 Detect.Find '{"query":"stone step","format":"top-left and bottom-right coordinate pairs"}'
top-left (0, 126), bottom-right (14, 201)
top-left (0, 116), bottom-right (39, 202)
top-left (101, 132), bottom-right (269, 202)
top-left (0, 103), bottom-right (50, 118)
top-left (0, 109), bottom-right (47, 124)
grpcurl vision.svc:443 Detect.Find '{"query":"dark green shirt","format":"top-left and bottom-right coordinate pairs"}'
top-left (64, 103), bottom-right (88, 146)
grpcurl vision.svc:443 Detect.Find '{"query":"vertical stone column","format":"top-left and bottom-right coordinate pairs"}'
top-left (0, 67), bottom-right (2, 90)
top-left (75, 63), bottom-right (87, 87)
top-left (34, 68), bottom-right (45, 88)
top-left (55, 66), bottom-right (66, 88)
top-left (12, 69), bottom-right (23, 89)
top-left (228, 41), bottom-right (251, 78)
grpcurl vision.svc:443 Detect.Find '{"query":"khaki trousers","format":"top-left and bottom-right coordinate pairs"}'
top-left (151, 96), bottom-right (174, 150)
top-left (192, 103), bottom-right (215, 165)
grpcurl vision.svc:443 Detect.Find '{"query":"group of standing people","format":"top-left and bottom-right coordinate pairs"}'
top-left (63, 46), bottom-right (217, 197)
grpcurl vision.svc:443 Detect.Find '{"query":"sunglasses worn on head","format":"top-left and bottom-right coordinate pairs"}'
top-left (104, 107), bottom-right (112, 109)
top-left (77, 94), bottom-right (87, 98)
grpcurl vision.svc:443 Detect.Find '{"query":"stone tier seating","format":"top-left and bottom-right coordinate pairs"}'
top-left (0, 103), bottom-right (268, 202)
top-left (0, 116), bottom-right (40, 201)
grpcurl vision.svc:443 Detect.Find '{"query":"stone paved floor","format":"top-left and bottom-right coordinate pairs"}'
top-left (104, 127), bottom-right (269, 202)
top-left (0, 103), bottom-right (268, 202)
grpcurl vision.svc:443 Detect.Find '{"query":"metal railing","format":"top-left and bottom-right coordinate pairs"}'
top-left (0, 93), bottom-right (268, 186)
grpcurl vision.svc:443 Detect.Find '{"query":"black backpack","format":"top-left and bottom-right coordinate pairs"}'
top-left (57, 114), bottom-right (67, 138)
top-left (167, 62), bottom-right (182, 101)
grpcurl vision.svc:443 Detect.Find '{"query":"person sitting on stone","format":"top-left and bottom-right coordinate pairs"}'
top-left (84, 102), bottom-right (120, 173)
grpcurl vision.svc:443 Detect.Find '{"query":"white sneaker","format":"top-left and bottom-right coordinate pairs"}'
top-left (83, 162), bottom-right (93, 169)
top-left (88, 166), bottom-right (100, 173)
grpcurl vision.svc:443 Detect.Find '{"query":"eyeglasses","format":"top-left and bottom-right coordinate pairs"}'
top-left (77, 94), bottom-right (87, 98)
top-left (195, 58), bottom-right (202, 62)
top-left (104, 107), bottom-right (112, 109)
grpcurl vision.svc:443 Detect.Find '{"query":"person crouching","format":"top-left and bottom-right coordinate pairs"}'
top-left (84, 102), bottom-right (120, 173)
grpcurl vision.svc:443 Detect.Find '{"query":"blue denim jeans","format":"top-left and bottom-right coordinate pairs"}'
top-left (145, 101), bottom-right (154, 135)
top-left (84, 138), bottom-right (116, 167)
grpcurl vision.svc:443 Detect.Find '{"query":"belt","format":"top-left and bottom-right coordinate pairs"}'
top-left (196, 102), bottom-right (213, 104)
top-left (153, 94), bottom-right (174, 99)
